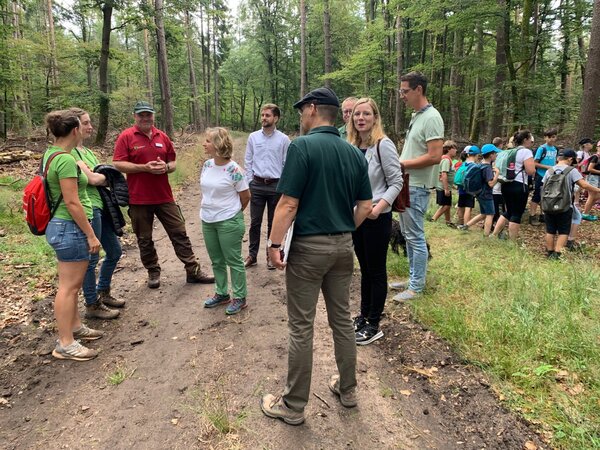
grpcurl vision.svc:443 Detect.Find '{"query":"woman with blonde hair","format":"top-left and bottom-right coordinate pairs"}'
top-left (44, 110), bottom-right (102, 361)
top-left (347, 97), bottom-right (403, 345)
top-left (200, 128), bottom-right (251, 315)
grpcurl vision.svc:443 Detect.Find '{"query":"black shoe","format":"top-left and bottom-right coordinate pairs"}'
top-left (148, 272), bottom-right (161, 289)
top-left (356, 324), bottom-right (383, 346)
top-left (353, 315), bottom-right (367, 332)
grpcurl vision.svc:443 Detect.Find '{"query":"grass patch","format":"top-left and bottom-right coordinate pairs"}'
top-left (106, 365), bottom-right (135, 386)
top-left (388, 215), bottom-right (600, 449)
top-left (168, 136), bottom-right (207, 189)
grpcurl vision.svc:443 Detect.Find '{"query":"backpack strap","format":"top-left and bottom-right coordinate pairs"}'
top-left (42, 150), bottom-right (70, 214)
top-left (375, 139), bottom-right (389, 189)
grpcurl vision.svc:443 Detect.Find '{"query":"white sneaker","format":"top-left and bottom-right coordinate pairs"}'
top-left (389, 281), bottom-right (409, 291)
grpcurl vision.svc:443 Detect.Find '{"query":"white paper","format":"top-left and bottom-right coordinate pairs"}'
top-left (282, 221), bottom-right (294, 263)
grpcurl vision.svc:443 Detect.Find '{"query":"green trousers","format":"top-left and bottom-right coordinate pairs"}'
top-left (202, 211), bottom-right (247, 299)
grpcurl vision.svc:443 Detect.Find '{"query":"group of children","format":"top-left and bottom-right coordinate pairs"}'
top-left (430, 130), bottom-right (600, 258)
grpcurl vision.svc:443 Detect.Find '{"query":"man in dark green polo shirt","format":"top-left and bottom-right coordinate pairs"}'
top-left (260, 87), bottom-right (373, 425)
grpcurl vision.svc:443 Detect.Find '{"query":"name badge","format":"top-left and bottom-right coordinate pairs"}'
top-left (155, 143), bottom-right (163, 148)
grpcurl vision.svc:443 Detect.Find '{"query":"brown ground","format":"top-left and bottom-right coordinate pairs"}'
top-left (0, 135), bottom-right (552, 449)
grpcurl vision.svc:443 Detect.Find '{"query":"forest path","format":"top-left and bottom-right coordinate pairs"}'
top-left (0, 135), bottom-right (546, 450)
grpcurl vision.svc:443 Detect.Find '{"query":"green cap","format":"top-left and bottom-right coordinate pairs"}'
top-left (133, 101), bottom-right (155, 114)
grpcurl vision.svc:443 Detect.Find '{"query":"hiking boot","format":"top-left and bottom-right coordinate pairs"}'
top-left (204, 293), bottom-right (231, 308)
top-left (353, 315), bottom-right (367, 332)
top-left (148, 272), bottom-right (160, 289)
top-left (566, 240), bottom-right (582, 251)
top-left (52, 341), bottom-right (98, 361)
top-left (85, 302), bottom-right (120, 320)
top-left (355, 324), bottom-right (384, 346)
top-left (244, 255), bottom-right (257, 268)
top-left (260, 394), bottom-right (305, 425)
top-left (328, 375), bottom-right (358, 408)
top-left (582, 213), bottom-right (598, 221)
top-left (548, 251), bottom-right (563, 260)
top-left (457, 224), bottom-right (469, 231)
top-left (389, 280), bottom-right (409, 291)
top-left (186, 266), bottom-right (215, 284)
top-left (98, 289), bottom-right (125, 308)
top-left (72, 324), bottom-right (104, 341)
top-left (225, 298), bottom-right (247, 315)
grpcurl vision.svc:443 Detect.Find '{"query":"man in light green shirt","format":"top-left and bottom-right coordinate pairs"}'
top-left (394, 72), bottom-right (444, 301)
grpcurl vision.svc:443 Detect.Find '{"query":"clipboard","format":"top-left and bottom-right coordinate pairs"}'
top-left (282, 221), bottom-right (294, 263)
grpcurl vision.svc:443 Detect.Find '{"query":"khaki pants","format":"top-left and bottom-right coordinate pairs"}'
top-left (128, 202), bottom-right (198, 275)
top-left (282, 233), bottom-right (357, 412)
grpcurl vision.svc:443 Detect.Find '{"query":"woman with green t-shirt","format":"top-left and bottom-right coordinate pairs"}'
top-left (69, 108), bottom-right (124, 321)
top-left (44, 110), bottom-right (102, 361)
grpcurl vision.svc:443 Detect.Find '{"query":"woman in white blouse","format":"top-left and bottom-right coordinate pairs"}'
top-left (200, 128), bottom-right (251, 315)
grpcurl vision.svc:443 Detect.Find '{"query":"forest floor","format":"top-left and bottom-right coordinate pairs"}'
top-left (1, 132), bottom-right (594, 449)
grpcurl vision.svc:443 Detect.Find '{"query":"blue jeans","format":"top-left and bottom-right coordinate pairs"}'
top-left (398, 187), bottom-right (430, 292)
top-left (82, 207), bottom-right (123, 305)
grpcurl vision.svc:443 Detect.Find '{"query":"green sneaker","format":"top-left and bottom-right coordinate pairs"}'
top-left (582, 213), bottom-right (598, 221)
top-left (204, 293), bottom-right (230, 308)
top-left (225, 298), bottom-right (247, 315)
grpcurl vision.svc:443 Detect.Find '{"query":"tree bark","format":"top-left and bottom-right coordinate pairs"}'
top-left (559, 0), bottom-right (570, 130)
top-left (299, 0), bottom-right (307, 97)
top-left (490, 0), bottom-right (508, 138)
top-left (185, 10), bottom-right (202, 130)
top-left (323, 0), bottom-right (332, 87)
top-left (45, 0), bottom-right (58, 87)
top-left (95, 1), bottom-right (112, 145)
top-left (154, 0), bottom-right (174, 137)
top-left (469, 24), bottom-right (484, 142)
top-left (449, 31), bottom-right (463, 139)
top-left (394, 12), bottom-right (404, 136)
top-left (576, 0), bottom-right (600, 138)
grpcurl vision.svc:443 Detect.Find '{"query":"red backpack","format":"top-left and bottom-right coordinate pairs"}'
top-left (22, 151), bottom-right (68, 235)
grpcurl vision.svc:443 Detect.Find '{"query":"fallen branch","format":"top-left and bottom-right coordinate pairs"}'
top-left (312, 392), bottom-right (331, 408)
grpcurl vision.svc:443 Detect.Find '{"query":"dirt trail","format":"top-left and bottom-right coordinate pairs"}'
top-left (0, 137), bottom-right (546, 449)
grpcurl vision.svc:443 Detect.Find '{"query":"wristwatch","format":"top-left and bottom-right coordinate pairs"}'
top-left (267, 239), bottom-right (281, 249)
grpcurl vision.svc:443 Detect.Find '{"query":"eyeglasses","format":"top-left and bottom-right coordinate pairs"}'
top-left (398, 88), bottom-right (413, 96)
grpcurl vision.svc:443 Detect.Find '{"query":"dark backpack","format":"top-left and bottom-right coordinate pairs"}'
top-left (541, 166), bottom-right (575, 214)
top-left (462, 163), bottom-right (485, 196)
top-left (22, 151), bottom-right (67, 235)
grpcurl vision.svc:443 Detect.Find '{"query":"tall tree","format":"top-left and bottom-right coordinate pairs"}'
top-left (154, 0), bottom-right (174, 137)
top-left (95, 1), bottom-right (113, 145)
top-left (576, 0), bottom-right (600, 138)
top-left (323, 0), bottom-right (332, 87)
top-left (299, 0), bottom-right (307, 97)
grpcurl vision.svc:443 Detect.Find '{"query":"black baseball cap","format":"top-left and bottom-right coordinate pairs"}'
top-left (558, 149), bottom-right (577, 160)
top-left (578, 137), bottom-right (593, 145)
top-left (133, 101), bottom-right (155, 114)
top-left (293, 87), bottom-right (340, 109)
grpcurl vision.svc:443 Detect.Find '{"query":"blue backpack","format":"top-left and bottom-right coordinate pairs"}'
top-left (462, 163), bottom-right (485, 196)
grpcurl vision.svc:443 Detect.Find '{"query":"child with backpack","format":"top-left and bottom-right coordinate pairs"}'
top-left (528, 128), bottom-right (558, 225)
top-left (431, 140), bottom-right (458, 225)
top-left (542, 149), bottom-right (600, 258)
top-left (581, 143), bottom-right (600, 221)
top-left (454, 145), bottom-right (480, 225)
top-left (458, 144), bottom-right (500, 235)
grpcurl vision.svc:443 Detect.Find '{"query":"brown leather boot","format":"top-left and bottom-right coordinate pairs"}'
top-left (98, 289), bottom-right (125, 308)
top-left (85, 301), bottom-right (120, 320)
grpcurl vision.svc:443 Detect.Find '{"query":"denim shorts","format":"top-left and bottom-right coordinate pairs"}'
top-left (477, 197), bottom-right (495, 215)
top-left (587, 174), bottom-right (600, 188)
top-left (46, 218), bottom-right (90, 262)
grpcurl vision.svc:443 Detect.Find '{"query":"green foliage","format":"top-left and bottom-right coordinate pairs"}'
top-left (388, 215), bottom-right (600, 448)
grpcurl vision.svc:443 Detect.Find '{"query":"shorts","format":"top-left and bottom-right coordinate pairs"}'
top-left (436, 189), bottom-right (452, 206)
top-left (545, 209), bottom-right (573, 235)
top-left (587, 174), bottom-right (600, 188)
top-left (477, 197), bottom-right (495, 215)
top-left (531, 173), bottom-right (544, 204)
top-left (45, 218), bottom-right (90, 262)
top-left (457, 193), bottom-right (475, 208)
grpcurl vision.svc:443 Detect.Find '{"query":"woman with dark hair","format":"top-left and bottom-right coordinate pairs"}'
top-left (44, 110), bottom-right (102, 361)
top-left (491, 130), bottom-right (536, 240)
top-left (347, 97), bottom-right (403, 345)
top-left (69, 108), bottom-right (124, 320)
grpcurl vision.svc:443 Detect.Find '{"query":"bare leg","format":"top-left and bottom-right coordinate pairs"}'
top-left (507, 222), bottom-right (521, 240)
top-left (545, 233), bottom-right (555, 252)
top-left (555, 235), bottom-right (569, 253)
top-left (55, 261), bottom-right (88, 347)
top-left (483, 215), bottom-right (494, 236)
top-left (492, 215), bottom-right (508, 236)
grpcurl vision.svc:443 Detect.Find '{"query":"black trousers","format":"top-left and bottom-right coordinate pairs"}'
top-left (248, 181), bottom-right (281, 258)
top-left (352, 212), bottom-right (392, 328)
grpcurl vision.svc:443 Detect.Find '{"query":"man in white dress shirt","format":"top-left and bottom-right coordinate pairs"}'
top-left (244, 103), bottom-right (291, 269)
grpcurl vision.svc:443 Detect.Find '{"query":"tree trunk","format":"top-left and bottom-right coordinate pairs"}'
top-left (323, 0), bottom-right (332, 87)
top-left (45, 0), bottom-right (58, 87)
top-left (394, 12), bottom-right (404, 136)
top-left (299, 0), bottom-right (307, 97)
top-left (95, 2), bottom-right (112, 145)
top-left (154, 0), bottom-right (174, 137)
top-left (469, 24), bottom-right (484, 142)
top-left (142, 0), bottom-right (153, 103)
top-left (185, 10), bottom-right (202, 130)
top-left (212, 11), bottom-right (219, 126)
top-left (449, 31), bottom-right (463, 139)
top-left (576, 0), bottom-right (600, 138)
top-left (559, 0), bottom-right (570, 130)
top-left (490, 0), bottom-right (508, 138)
